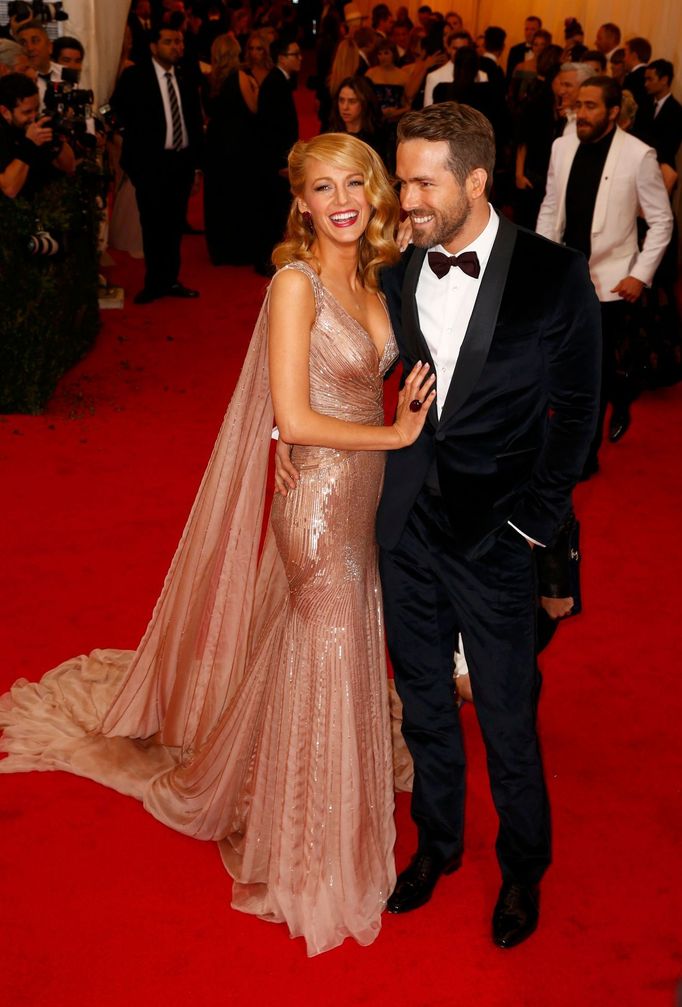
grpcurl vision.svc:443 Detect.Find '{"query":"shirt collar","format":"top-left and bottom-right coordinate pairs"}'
top-left (277, 64), bottom-right (290, 80)
top-left (430, 203), bottom-right (500, 274)
top-left (153, 58), bottom-right (176, 81)
top-left (656, 92), bottom-right (671, 109)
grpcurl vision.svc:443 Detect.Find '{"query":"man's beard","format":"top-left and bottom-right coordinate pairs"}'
top-left (577, 110), bottom-right (611, 143)
top-left (407, 191), bottom-right (472, 249)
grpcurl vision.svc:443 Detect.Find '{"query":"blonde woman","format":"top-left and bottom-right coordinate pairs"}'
top-left (243, 29), bottom-right (272, 86)
top-left (0, 134), bottom-right (435, 957)
top-left (328, 36), bottom-right (362, 99)
top-left (204, 34), bottom-right (258, 263)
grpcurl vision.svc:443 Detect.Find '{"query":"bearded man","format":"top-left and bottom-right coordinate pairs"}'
top-left (377, 101), bottom-right (601, 948)
top-left (537, 76), bottom-right (672, 467)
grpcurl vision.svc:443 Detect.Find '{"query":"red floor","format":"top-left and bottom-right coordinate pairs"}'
top-left (1, 90), bottom-right (682, 1005)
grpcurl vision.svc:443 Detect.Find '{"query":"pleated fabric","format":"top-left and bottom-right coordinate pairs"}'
top-left (0, 261), bottom-right (398, 956)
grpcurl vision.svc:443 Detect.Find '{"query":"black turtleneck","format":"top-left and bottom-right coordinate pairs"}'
top-left (563, 126), bottom-right (616, 260)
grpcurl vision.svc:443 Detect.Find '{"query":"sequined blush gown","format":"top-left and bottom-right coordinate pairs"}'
top-left (0, 261), bottom-right (398, 957)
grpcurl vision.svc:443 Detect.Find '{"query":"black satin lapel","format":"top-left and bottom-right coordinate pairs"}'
top-left (438, 216), bottom-right (518, 427)
top-left (402, 246), bottom-right (438, 426)
top-left (402, 247), bottom-right (432, 366)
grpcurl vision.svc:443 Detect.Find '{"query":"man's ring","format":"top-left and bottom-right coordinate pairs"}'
top-left (409, 399), bottom-right (422, 412)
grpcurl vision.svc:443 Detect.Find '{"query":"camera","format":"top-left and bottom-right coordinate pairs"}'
top-left (27, 228), bottom-right (60, 256)
top-left (7, 2), bottom-right (69, 23)
top-left (43, 73), bottom-right (95, 155)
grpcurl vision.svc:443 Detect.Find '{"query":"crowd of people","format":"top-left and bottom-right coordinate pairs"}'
top-left (0, 0), bottom-right (680, 966)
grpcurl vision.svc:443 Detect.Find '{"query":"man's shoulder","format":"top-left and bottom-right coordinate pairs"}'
top-left (513, 224), bottom-right (585, 272)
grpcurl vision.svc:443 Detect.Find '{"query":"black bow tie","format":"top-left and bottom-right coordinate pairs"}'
top-left (428, 249), bottom-right (481, 280)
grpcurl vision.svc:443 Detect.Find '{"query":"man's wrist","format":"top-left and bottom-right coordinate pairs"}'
top-left (15, 137), bottom-right (38, 165)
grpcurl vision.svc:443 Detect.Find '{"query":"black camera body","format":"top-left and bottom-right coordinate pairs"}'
top-left (7, 1), bottom-right (69, 23)
top-left (43, 75), bottom-right (95, 155)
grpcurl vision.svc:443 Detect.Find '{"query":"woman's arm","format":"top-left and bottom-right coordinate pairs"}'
top-left (268, 269), bottom-right (434, 450)
top-left (239, 70), bottom-right (258, 114)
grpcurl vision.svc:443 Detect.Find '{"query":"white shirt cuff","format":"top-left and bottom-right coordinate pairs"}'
top-left (507, 520), bottom-right (545, 548)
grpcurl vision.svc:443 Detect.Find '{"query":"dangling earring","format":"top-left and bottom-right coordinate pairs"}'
top-left (301, 210), bottom-right (315, 235)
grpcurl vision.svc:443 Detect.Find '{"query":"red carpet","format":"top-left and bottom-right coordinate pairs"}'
top-left (2, 104), bottom-right (682, 1005)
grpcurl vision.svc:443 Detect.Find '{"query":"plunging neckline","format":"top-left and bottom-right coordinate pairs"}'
top-left (322, 284), bottom-right (393, 363)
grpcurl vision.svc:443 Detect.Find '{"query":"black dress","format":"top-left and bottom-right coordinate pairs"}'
top-left (203, 71), bottom-right (259, 266)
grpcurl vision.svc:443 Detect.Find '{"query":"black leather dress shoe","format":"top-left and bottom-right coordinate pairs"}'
top-left (492, 881), bottom-right (539, 949)
top-left (167, 283), bottom-right (199, 299)
top-left (608, 408), bottom-right (631, 443)
top-left (133, 288), bottom-right (161, 305)
top-left (386, 851), bottom-right (461, 914)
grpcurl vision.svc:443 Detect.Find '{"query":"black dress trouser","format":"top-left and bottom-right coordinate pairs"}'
top-left (380, 489), bottom-right (551, 885)
top-left (132, 148), bottom-right (195, 295)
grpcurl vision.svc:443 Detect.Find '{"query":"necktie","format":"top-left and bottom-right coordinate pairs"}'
top-left (164, 71), bottom-right (184, 150)
top-left (428, 249), bottom-right (481, 279)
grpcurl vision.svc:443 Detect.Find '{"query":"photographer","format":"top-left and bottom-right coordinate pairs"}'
top-left (53, 35), bottom-right (83, 77)
top-left (0, 72), bottom-right (74, 199)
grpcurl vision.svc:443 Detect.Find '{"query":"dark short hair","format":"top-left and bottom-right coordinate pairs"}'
top-left (397, 100), bottom-right (496, 195)
top-left (599, 22), bottom-right (621, 44)
top-left (581, 49), bottom-right (606, 70)
top-left (150, 23), bottom-right (182, 44)
top-left (15, 19), bottom-right (50, 39)
top-left (533, 29), bottom-right (552, 46)
top-left (0, 71), bottom-right (39, 111)
top-left (610, 48), bottom-right (625, 66)
top-left (581, 75), bottom-right (622, 109)
top-left (271, 35), bottom-right (298, 63)
top-left (526, 15), bottom-right (542, 27)
top-left (626, 37), bottom-right (652, 64)
top-left (483, 26), bottom-right (506, 52)
top-left (647, 58), bottom-right (674, 84)
top-left (372, 3), bottom-right (391, 27)
top-left (53, 36), bottom-right (85, 60)
top-left (417, 6), bottom-right (432, 14)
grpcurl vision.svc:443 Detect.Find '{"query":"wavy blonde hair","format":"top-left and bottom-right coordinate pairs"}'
top-left (272, 133), bottom-right (400, 291)
top-left (328, 38), bottom-right (361, 98)
top-left (210, 33), bottom-right (241, 96)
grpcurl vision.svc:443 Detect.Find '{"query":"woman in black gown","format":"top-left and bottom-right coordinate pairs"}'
top-left (203, 35), bottom-right (260, 266)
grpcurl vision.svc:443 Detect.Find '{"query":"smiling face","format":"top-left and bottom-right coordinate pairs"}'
top-left (396, 138), bottom-right (473, 250)
top-left (524, 18), bottom-right (541, 44)
top-left (297, 157), bottom-right (371, 246)
top-left (18, 27), bottom-right (52, 73)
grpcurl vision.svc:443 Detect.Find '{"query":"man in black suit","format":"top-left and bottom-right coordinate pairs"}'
top-left (505, 14), bottom-right (541, 85)
top-left (378, 102), bottom-right (600, 948)
top-left (642, 59), bottom-right (682, 170)
top-left (111, 25), bottom-right (203, 304)
top-left (623, 36), bottom-right (651, 136)
top-left (255, 36), bottom-right (301, 275)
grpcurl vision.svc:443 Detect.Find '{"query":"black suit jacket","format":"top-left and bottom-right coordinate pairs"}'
top-left (506, 41), bottom-right (530, 84)
top-left (111, 59), bottom-right (204, 180)
top-left (258, 67), bottom-right (299, 173)
top-left (639, 94), bottom-right (682, 168)
top-left (377, 216), bottom-right (601, 555)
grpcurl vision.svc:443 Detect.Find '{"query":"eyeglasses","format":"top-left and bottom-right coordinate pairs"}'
top-left (285, 50), bottom-right (302, 57)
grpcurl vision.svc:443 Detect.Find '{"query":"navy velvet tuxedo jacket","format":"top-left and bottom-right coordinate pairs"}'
top-left (377, 216), bottom-right (601, 556)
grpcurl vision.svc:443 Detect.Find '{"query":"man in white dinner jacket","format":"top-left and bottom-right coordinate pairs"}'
top-left (536, 75), bottom-right (672, 474)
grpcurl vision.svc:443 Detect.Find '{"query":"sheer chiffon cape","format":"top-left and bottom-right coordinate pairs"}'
top-left (1, 270), bottom-right (409, 955)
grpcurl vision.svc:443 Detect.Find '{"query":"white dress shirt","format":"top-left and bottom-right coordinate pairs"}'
top-left (416, 203), bottom-right (498, 417)
top-left (416, 205), bottom-right (543, 546)
top-left (37, 62), bottom-right (63, 110)
top-left (423, 62), bottom-right (488, 107)
top-left (654, 92), bottom-right (671, 118)
top-left (152, 58), bottom-right (189, 150)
